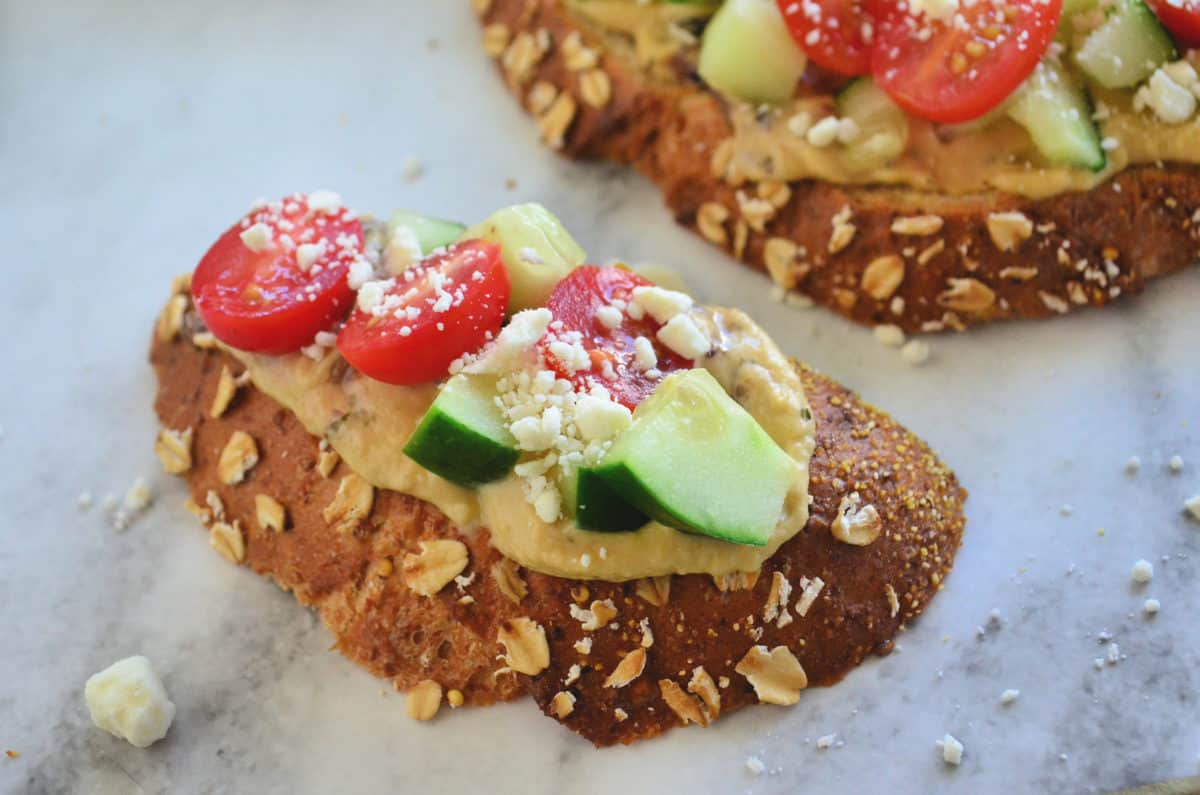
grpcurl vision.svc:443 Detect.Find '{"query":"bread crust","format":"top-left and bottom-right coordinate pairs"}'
top-left (151, 313), bottom-right (965, 744)
top-left (475, 0), bottom-right (1200, 332)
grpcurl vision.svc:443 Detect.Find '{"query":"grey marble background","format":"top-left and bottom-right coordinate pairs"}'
top-left (1, 1), bottom-right (1198, 793)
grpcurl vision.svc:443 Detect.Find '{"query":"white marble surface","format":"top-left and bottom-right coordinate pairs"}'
top-left (2, 1), bottom-right (1199, 793)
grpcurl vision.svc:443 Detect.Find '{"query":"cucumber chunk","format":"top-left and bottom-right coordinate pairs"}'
top-left (565, 467), bottom-right (649, 532)
top-left (835, 78), bottom-right (909, 173)
top-left (1008, 60), bottom-right (1106, 171)
top-left (594, 369), bottom-right (795, 546)
top-left (461, 203), bottom-right (586, 312)
top-left (389, 210), bottom-right (466, 256)
top-left (1075, 0), bottom-right (1176, 89)
top-left (698, 0), bottom-right (807, 105)
top-left (403, 375), bottom-right (519, 488)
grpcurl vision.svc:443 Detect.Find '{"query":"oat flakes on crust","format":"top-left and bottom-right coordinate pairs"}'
top-left (476, 0), bottom-right (1200, 333)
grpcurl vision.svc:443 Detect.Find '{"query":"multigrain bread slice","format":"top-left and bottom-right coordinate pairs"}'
top-left (473, 0), bottom-right (1200, 333)
top-left (150, 306), bottom-right (965, 745)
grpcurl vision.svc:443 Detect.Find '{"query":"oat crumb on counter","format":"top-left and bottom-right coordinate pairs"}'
top-left (900, 340), bottom-right (930, 366)
top-left (1169, 455), bottom-right (1184, 473)
top-left (938, 734), bottom-right (964, 766)
top-left (1184, 495), bottom-right (1200, 521)
top-left (1125, 455), bottom-right (1141, 474)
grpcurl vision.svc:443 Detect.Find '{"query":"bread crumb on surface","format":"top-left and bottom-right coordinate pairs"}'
top-left (939, 734), bottom-right (964, 766)
top-left (900, 340), bottom-right (930, 366)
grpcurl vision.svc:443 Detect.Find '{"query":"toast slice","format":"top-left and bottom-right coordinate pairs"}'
top-left (473, 0), bottom-right (1200, 333)
top-left (151, 299), bottom-right (965, 745)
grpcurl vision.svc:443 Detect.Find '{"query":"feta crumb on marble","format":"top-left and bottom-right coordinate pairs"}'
top-left (939, 734), bottom-right (964, 766)
top-left (1131, 559), bottom-right (1154, 584)
top-left (85, 656), bottom-right (175, 748)
top-left (745, 756), bottom-right (766, 776)
top-left (1000, 689), bottom-right (1020, 705)
top-left (1125, 455), bottom-right (1141, 475)
top-left (873, 324), bottom-right (906, 348)
top-left (816, 734), bottom-right (837, 750)
top-left (900, 340), bottom-right (930, 366)
top-left (1169, 455), bottom-right (1184, 473)
top-left (1144, 598), bottom-right (1161, 615)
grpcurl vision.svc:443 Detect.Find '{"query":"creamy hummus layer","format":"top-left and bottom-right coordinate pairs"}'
top-left (226, 305), bottom-right (814, 582)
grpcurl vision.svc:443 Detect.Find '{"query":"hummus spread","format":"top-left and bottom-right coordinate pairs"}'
top-left (570, 0), bottom-right (1200, 200)
top-left (226, 305), bottom-right (815, 582)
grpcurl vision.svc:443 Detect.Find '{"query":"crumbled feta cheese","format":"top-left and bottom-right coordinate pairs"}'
top-left (632, 336), bottom-right (657, 371)
top-left (356, 279), bottom-right (388, 313)
top-left (909, 0), bottom-right (958, 22)
top-left (123, 477), bottom-right (153, 513)
top-left (595, 305), bottom-right (623, 329)
top-left (1106, 642), bottom-right (1121, 665)
top-left (518, 246), bottom-right (545, 265)
top-left (939, 734), bottom-right (964, 766)
top-left (347, 258), bottom-right (376, 290)
top-left (466, 309), bottom-right (552, 374)
top-left (306, 190), bottom-right (343, 214)
top-left (1000, 689), bottom-right (1020, 705)
top-left (1185, 495), bottom-right (1200, 521)
top-left (873, 324), bottom-right (906, 348)
top-left (548, 339), bottom-right (591, 374)
top-left (836, 117), bottom-right (861, 144)
top-left (816, 734), bottom-right (837, 750)
top-left (384, 226), bottom-right (422, 275)
top-left (1169, 454), bottom-right (1184, 472)
top-left (1144, 598), bottom-right (1161, 615)
top-left (656, 314), bottom-right (710, 360)
top-left (745, 756), bottom-right (766, 776)
top-left (78, 492), bottom-right (94, 510)
top-left (1139, 68), bottom-right (1197, 124)
top-left (85, 656), bottom-right (175, 748)
top-left (1125, 455), bottom-right (1141, 475)
top-left (295, 242), bottom-right (325, 272)
top-left (1131, 559), bottom-right (1154, 584)
top-left (239, 222), bottom-right (274, 253)
top-left (631, 286), bottom-right (693, 324)
top-left (900, 340), bottom-right (931, 366)
top-left (574, 393), bottom-right (632, 441)
top-left (806, 116), bottom-right (840, 147)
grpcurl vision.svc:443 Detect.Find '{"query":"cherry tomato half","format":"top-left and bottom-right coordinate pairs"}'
top-left (1149, 0), bottom-right (1200, 47)
top-left (869, 0), bottom-right (1061, 124)
top-left (777, 0), bottom-right (873, 77)
top-left (543, 266), bottom-right (691, 410)
top-left (336, 240), bottom-right (509, 385)
top-left (192, 194), bottom-right (361, 354)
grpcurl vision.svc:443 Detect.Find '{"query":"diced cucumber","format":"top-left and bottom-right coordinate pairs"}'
top-left (403, 375), bottom-right (519, 488)
top-left (593, 369), bottom-right (795, 546)
top-left (1008, 60), bottom-right (1106, 171)
top-left (697, 0), bottom-right (807, 105)
top-left (389, 210), bottom-right (466, 256)
top-left (564, 467), bottom-right (649, 532)
top-left (461, 203), bottom-right (586, 312)
top-left (835, 78), bottom-right (909, 172)
top-left (1075, 0), bottom-right (1176, 89)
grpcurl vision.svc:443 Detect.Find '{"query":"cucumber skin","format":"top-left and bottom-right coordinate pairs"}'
top-left (573, 468), bottom-right (649, 533)
top-left (1074, 0), bottom-right (1177, 89)
top-left (1007, 64), bottom-right (1107, 172)
top-left (403, 413), bottom-right (520, 489)
top-left (594, 459), bottom-right (771, 547)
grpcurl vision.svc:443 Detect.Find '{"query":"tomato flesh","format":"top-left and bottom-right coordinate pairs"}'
top-left (869, 0), bottom-right (1061, 124)
top-left (543, 266), bottom-right (691, 410)
top-left (336, 240), bottom-right (509, 386)
top-left (1149, 0), bottom-right (1200, 46)
top-left (777, 0), bottom-right (872, 76)
top-left (192, 194), bottom-right (361, 354)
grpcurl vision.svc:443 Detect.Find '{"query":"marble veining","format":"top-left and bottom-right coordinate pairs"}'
top-left (1, 1), bottom-right (1198, 793)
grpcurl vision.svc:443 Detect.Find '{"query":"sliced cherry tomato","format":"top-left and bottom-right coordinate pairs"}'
top-left (543, 266), bottom-right (691, 410)
top-left (868, 0), bottom-right (1061, 124)
top-left (1149, 0), bottom-right (1200, 47)
top-left (192, 193), bottom-right (361, 354)
top-left (777, 0), bottom-right (872, 76)
top-left (337, 240), bottom-right (508, 385)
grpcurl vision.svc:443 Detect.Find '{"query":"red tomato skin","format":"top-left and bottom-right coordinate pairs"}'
top-left (192, 198), bottom-right (361, 355)
top-left (544, 266), bottom-right (691, 410)
top-left (336, 240), bottom-right (509, 386)
top-left (1149, 0), bottom-right (1200, 46)
top-left (869, 0), bottom-right (1062, 124)
top-left (777, 0), bottom-right (872, 77)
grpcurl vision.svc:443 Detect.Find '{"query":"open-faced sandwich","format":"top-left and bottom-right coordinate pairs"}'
top-left (474, 0), bottom-right (1200, 332)
top-left (150, 191), bottom-right (965, 745)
